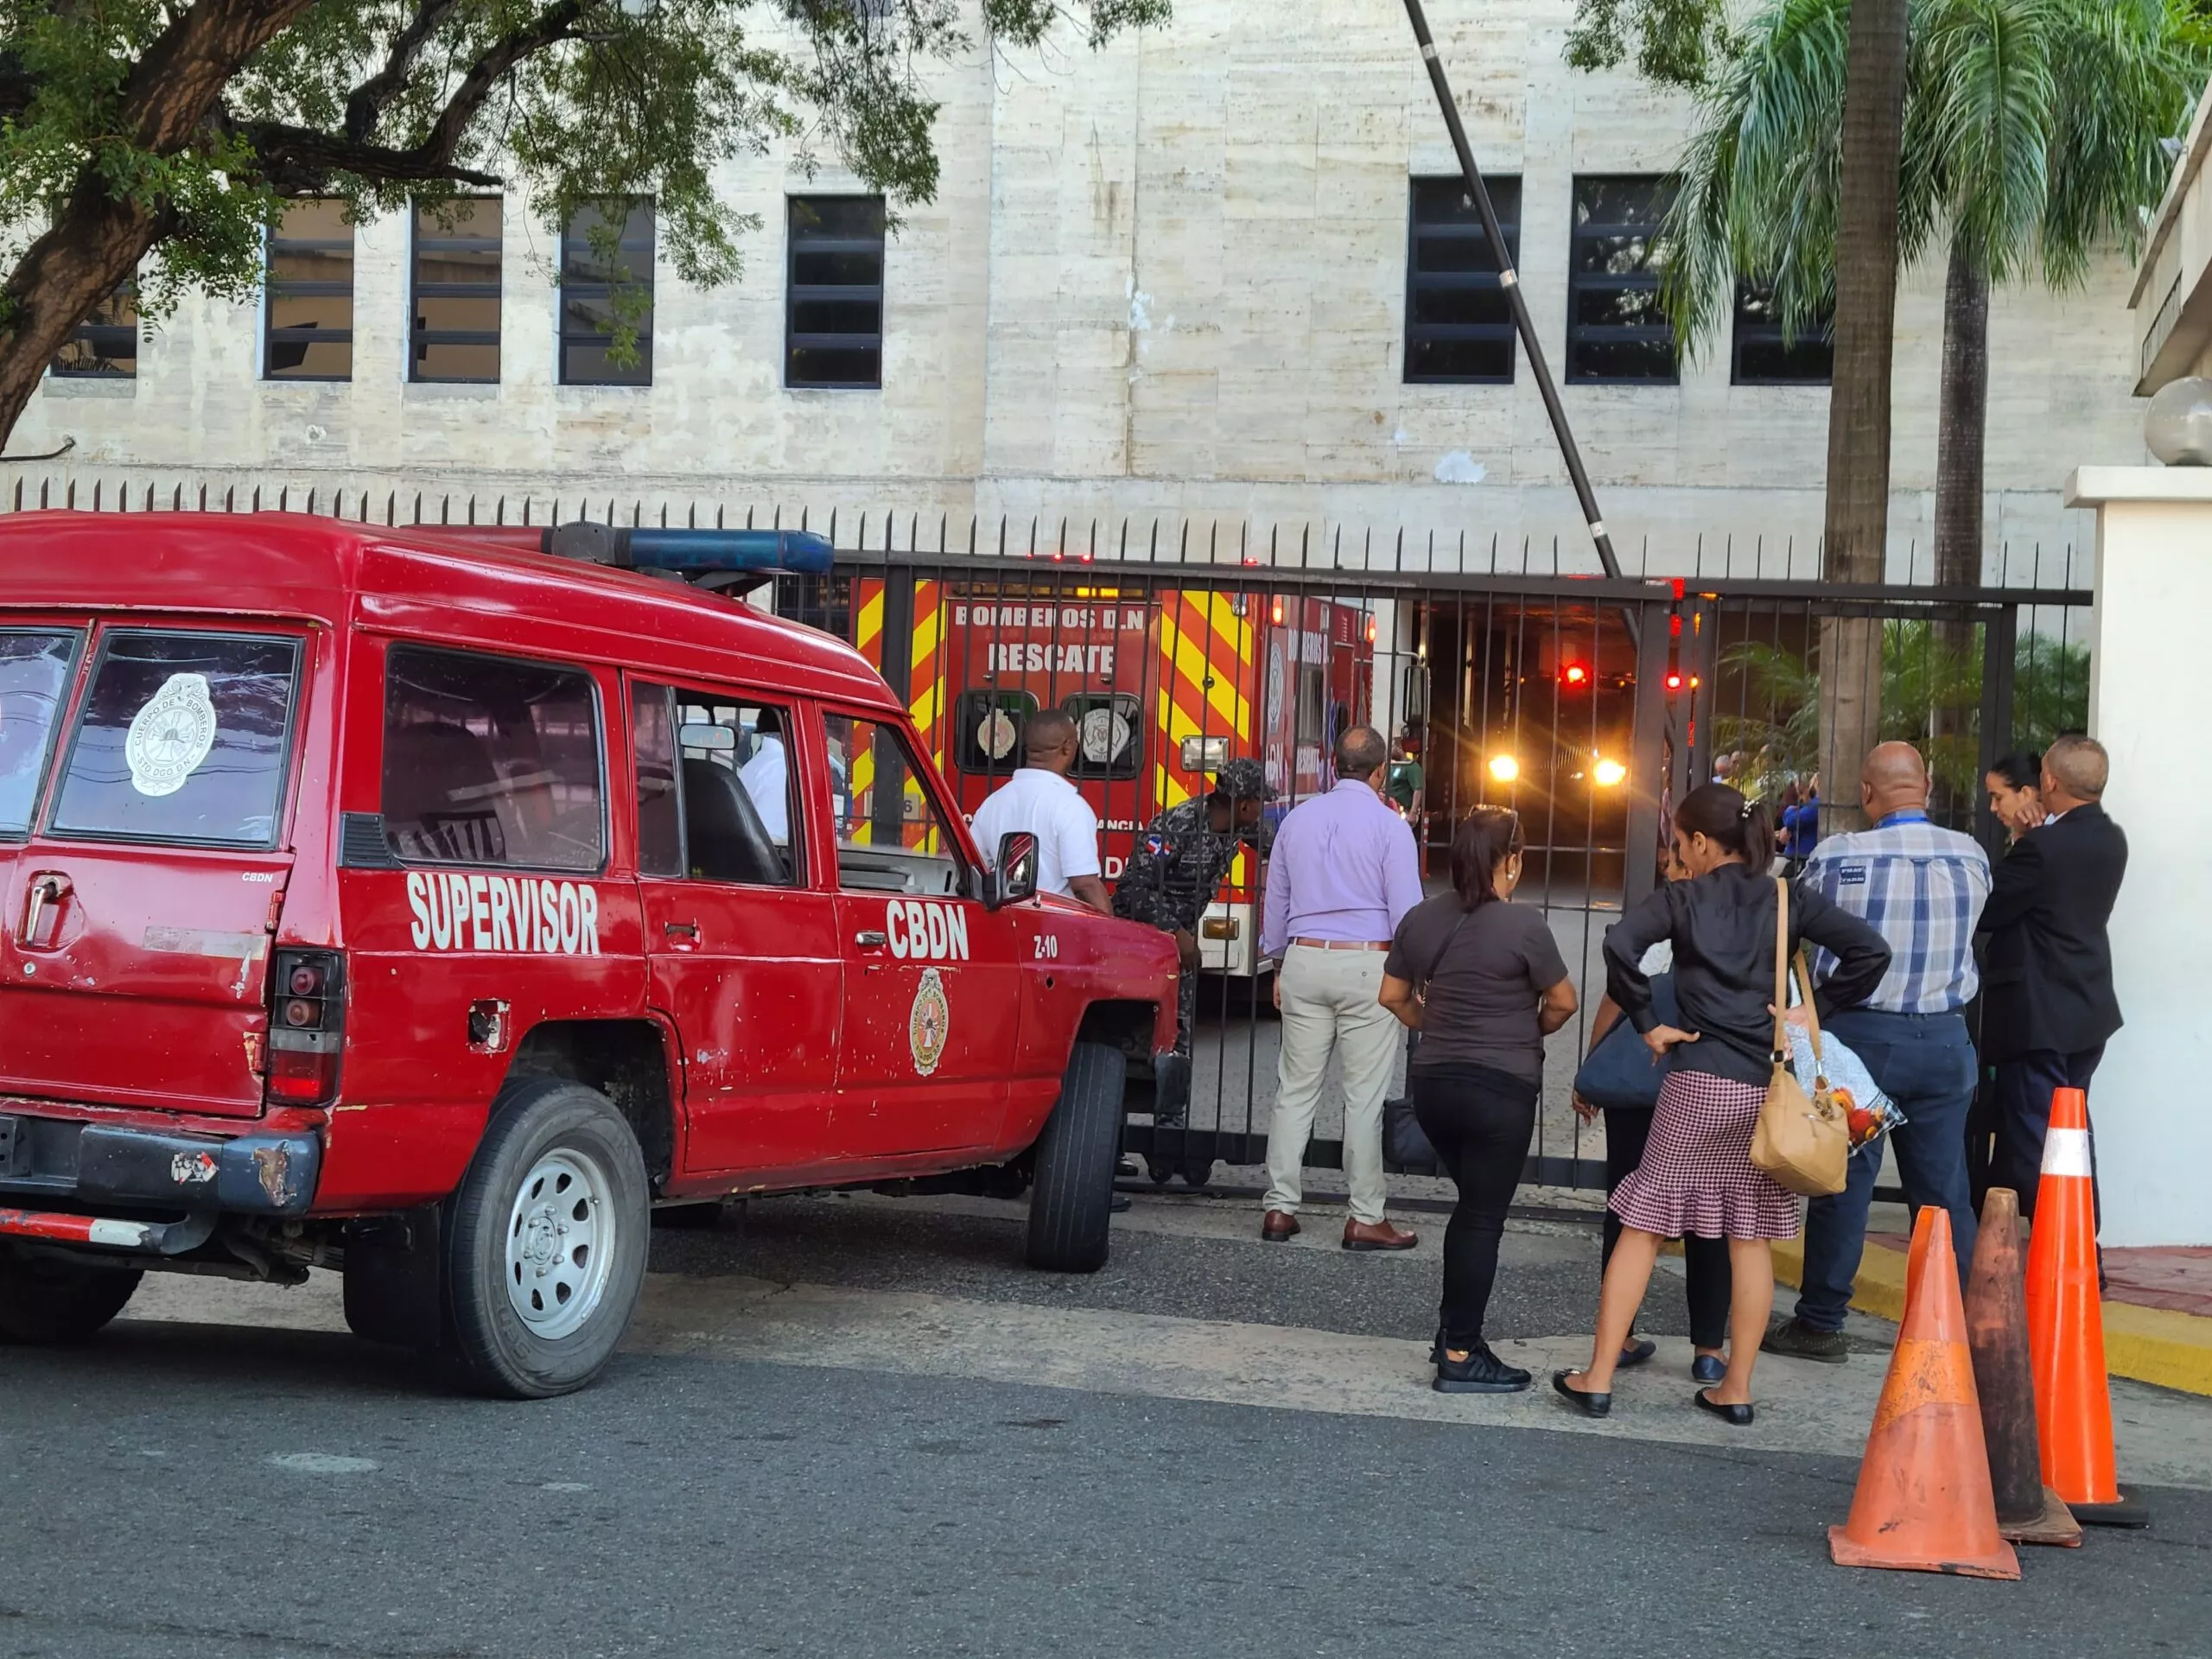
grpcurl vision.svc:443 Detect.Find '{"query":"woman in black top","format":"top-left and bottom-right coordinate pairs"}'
top-left (1555, 785), bottom-right (1889, 1425)
top-left (1381, 807), bottom-right (1577, 1394)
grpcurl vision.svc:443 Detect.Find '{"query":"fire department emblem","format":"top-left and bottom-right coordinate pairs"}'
top-left (908, 967), bottom-right (950, 1077)
top-left (977, 709), bottom-right (1019, 763)
top-left (1079, 707), bottom-right (1130, 767)
top-left (124, 672), bottom-right (218, 798)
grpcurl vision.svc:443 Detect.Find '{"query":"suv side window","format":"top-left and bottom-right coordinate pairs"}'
top-left (824, 713), bottom-right (963, 896)
top-left (0, 631), bottom-right (79, 838)
top-left (383, 645), bottom-right (604, 871)
top-left (49, 629), bottom-right (302, 848)
top-left (635, 681), bottom-right (799, 887)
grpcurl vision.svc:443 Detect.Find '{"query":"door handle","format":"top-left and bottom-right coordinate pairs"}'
top-left (20, 873), bottom-right (69, 948)
top-left (664, 921), bottom-right (701, 941)
top-left (855, 930), bottom-right (888, 948)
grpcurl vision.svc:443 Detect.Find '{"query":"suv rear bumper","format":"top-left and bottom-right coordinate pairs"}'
top-left (0, 1111), bottom-right (321, 1217)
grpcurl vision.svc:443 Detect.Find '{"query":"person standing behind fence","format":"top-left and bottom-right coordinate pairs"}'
top-left (1554, 784), bottom-right (1890, 1425)
top-left (966, 710), bottom-right (1111, 913)
top-left (1976, 734), bottom-right (2126, 1224)
top-left (1114, 759), bottom-right (1276, 1124)
top-left (1258, 727), bottom-right (1425, 1250)
top-left (1762, 742), bottom-right (1989, 1364)
top-left (1380, 807), bottom-right (1576, 1390)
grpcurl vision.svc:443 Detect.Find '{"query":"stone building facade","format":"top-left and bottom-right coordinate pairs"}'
top-left (14, 0), bottom-right (2145, 580)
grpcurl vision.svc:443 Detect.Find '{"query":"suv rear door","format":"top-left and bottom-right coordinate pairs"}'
top-left (0, 626), bottom-right (306, 1117)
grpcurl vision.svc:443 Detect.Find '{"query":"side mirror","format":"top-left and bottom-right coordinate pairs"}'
top-left (985, 830), bottom-right (1039, 910)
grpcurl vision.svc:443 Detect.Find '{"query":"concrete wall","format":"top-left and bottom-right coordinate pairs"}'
top-left (12, 0), bottom-right (2147, 576)
top-left (2065, 467), bottom-right (2212, 1247)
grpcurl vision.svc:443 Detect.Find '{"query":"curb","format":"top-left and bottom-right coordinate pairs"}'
top-left (1770, 1237), bottom-right (2212, 1400)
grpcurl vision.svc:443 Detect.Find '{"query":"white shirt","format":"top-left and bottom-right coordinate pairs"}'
top-left (738, 737), bottom-right (789, 839)
top-left (968, 767), bottom-right (1100, 898)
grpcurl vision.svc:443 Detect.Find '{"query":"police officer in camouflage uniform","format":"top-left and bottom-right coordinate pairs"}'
top-left (1114, 758), bottom-right (1276, 1122)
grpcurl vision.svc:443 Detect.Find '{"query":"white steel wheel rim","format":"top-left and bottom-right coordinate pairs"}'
top-left (504, 1147), bottom-right (615, 1341)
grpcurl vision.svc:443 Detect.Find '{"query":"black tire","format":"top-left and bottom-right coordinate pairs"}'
top-left (1027, 1041), bottom-right (1126, 1273)
top-left (0, 1253), bottom-right (143, 1344)
top-left (1180, 1155), bottom-right (1215, 1189)
top-left (444, 1077), bottom-right (651, 1399)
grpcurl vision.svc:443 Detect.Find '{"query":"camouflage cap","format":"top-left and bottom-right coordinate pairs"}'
top-left (1211, 757), bottom-right (1277, 801)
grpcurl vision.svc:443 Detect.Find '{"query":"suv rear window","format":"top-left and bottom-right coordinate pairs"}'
top-left (0, 631), bottom-right (78, 837)
top-left (383, 645), bottom-right (604, 871)
top-left (49, 630), bottom-right (301, 848)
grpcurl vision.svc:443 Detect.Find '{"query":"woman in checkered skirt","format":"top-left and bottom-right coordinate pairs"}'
top-left (1554, 784), bottom-right (1890, 1425)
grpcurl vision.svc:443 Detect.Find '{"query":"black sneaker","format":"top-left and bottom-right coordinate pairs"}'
top-left (1433, 1343), bottom-right (1533, 1394)
top-left (1760, 1317), bottom-right (1848, 1363)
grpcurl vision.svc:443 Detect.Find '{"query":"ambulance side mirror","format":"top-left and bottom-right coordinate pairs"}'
top-left (985, 831), bottom-right (1039, 910)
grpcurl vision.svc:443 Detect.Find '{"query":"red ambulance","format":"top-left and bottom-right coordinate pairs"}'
top-left (0, 513), bottom-right (1176, 1396)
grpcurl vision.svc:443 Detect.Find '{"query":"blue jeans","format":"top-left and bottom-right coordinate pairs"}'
top-left (1794, 1009), bottom-right (1979, 1333)
top-left (1990, 1045), bottom-right (2104, 1227)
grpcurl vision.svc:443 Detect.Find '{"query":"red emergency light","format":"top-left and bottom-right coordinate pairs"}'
top-left (1364, 614), bottom-right (1377, 645)
top-left (1560, 663), bottom-right (1589, 687)
top-left (1270, 596), bottom-right (1285, 626)
top-left (1666, 672), bottom-right (1682, 691)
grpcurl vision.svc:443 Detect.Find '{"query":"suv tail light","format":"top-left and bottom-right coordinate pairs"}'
top-left (267, 948), bottom-right (346, 1106)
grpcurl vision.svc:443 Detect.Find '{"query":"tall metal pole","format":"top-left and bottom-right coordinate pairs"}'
top-left (1402, 0), bottom-right (1623, 582)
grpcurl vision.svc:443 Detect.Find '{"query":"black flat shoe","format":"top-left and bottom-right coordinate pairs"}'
top-left (1433, 1344), bottom-right (1533, 1395)
top-left (1618, 1337), bottom-right (1657, 1369)
top-left (1552, 1370), bottom-right (1611, 1418)
top-left (1694, 1389), bottom-right (1754, 1427)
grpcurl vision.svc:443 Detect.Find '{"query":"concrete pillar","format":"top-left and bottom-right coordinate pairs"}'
top-left (2061, 467), bottom-right (2212, 1246)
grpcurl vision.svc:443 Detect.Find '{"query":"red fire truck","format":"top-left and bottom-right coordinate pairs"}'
top-left (849, 579), bottom-right (1375, 975)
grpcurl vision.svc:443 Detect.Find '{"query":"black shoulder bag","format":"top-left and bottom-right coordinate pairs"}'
top-left (1382, 907), bottom-right (1473, 1173)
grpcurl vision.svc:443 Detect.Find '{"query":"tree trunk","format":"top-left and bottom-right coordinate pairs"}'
top-left (1929, 239), bottom-right (1990, 823)
top-left (0, 0), bottom-right (315, 451)
top-left (1817, 0), bottom-right (1911, 832)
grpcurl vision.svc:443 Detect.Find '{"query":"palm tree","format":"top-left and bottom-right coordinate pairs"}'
top-left (1669, 0), bottom-right (2203, 590)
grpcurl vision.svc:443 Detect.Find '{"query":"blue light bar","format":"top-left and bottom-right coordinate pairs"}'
top-left (542, 522), bottom-right (835, 575)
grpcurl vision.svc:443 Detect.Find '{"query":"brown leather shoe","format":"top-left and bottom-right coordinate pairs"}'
top-left (1342, 1217), bottom-right (1419, 1252)
top-left (1261, 1210), bottom-right (1300, 1243)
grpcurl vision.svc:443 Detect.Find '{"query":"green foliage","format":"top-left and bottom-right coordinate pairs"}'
top-left (1716, 624), bottom-right (2090, 801)
top-left (1566, 0), bottom-right (1736, 88)
top-left (0, 0), bottom-right (1169, 353)
top-left (1650, 0), bottom-right (2206, 354)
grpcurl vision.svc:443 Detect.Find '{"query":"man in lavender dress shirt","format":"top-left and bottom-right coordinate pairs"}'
top-left (1258, 726), bottom-right (1426, 1249)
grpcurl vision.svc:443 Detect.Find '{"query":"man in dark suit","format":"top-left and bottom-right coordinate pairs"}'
top-left (1976, 734), bottom-right (2127, 1222)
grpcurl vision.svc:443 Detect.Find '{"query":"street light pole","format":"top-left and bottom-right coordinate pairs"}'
top-left (1400, 0), bottom-right (1624, 582)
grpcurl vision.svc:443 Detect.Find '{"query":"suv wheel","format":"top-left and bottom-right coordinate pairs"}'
top-left (0, 1253), bottom-right (143, 1344)
top-left (444, 1077), bottom-right (650, 1399)
top-left (1027, 1041), bottom-right (1126, 1274)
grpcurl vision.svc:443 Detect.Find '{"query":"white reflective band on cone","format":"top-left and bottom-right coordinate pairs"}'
top-left (2042, 1126), bottom-right (2094, 1179)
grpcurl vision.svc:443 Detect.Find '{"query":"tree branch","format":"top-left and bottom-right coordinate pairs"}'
top-left (343, 0), bottom-right (469, 143)
top-left (245, 123), bottom-right (505, 193)
top-left (423, 0), bottom-right (594, 162)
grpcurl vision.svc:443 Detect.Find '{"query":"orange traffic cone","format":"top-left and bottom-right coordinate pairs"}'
top-left (1828, 1208), bottom-right (2020, 1580)
top-left (1965, 1188), bottom-right (2080, 1548)
top-left (1901, 1202), bottom-right (1936, 1327)
top-left (2024, 1087), bottom-right (2147, 1528)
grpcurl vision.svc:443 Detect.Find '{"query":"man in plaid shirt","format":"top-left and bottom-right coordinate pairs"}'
top-left (1764, 741), bottom-right (1992, 1363)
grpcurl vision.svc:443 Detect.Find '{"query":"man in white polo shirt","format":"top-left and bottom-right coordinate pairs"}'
top-left (968, 709), bottom-right (1109, 912)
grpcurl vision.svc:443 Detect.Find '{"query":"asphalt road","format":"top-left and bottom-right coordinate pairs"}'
top-left (3, 1193), bottom-right (2207, 1659)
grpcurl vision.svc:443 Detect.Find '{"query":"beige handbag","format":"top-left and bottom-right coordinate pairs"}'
top-left (1749, 876), bottom-right (1851, 1197)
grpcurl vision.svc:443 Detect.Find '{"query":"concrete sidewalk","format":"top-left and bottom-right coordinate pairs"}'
top-left (1772, 1230), bottom-right (2212, 1399)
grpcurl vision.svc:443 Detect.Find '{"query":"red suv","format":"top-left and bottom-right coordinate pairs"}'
top-left (0, 513), bottom-right (1175, 1395)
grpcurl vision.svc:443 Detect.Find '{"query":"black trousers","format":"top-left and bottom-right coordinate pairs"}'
top-left (1601, 1104), bottom-right (1732, 1350)
top-left (1412, 1064), bottom-right (1539, 1348)
top-left (1990, 1045), bottom-right (2105, 1226)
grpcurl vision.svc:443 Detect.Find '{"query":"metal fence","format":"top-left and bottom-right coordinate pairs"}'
top-left (785, 541), bottom-right (2094, 1193)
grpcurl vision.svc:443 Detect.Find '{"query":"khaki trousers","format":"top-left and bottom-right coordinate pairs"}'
top-left (1262, 944), bottom-right (1399, 1223)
